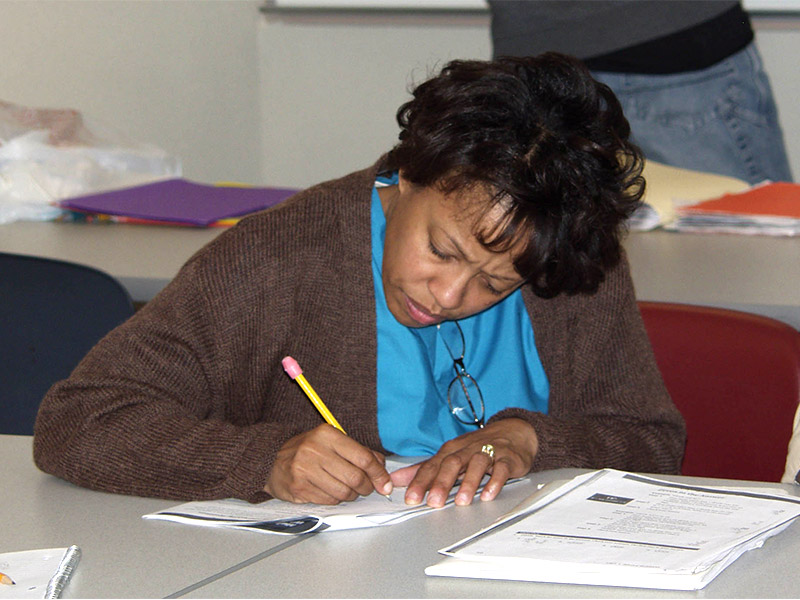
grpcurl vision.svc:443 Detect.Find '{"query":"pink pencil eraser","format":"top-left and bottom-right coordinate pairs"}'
top-left (282, 356), bottom-right (302, 379)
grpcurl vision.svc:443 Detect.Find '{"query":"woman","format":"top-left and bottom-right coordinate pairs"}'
top-left (33, 54), bottom-right (686, 507)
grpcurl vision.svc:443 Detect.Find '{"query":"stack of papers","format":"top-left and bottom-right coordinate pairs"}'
top-left (59, 178), bottom-right (298, 227)
top-left (426, 469), bottom-right (800, 591)
top-left (0, 546), bottom-right (80, 599)
top-left (668, 182), bottom-right (800, 236)
top-left (628, 161), bottom-right (750, 231)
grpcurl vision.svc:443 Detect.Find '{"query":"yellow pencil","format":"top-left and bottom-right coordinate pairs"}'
top-left (282, 356), bottom-right (391, 500)
top-left (0, 572), bottom-right (15, 586)
top-left (281, 356), bottom-right (346, 433)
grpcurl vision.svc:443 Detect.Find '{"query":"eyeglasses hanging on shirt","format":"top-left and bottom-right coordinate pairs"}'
top-left (437, 320), bottom-right (485, 429)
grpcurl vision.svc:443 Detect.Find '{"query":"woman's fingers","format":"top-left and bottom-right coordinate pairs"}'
top-left (389, 463), bottom-right (421, 487)
top-left (453, 449), bottom-right (497, 505)
top-left (265, 424), bottom-right (392, 503)
top-left (266, 418), bottom-right (537, 506)
top-left (403, 418), bottom-right (538, 507)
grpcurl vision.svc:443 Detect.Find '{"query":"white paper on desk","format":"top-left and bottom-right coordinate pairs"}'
top-left (144, 459), bottom-right (521, 535)
top-left (0, 548), bottom-right (70, 599)
top-left (426, 469), bottom-right (800, 590)
top-left (144, 487), bottom-right (439, 534)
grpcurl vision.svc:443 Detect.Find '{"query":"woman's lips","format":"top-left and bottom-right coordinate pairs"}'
top-left (404, 295), bottom-right (442, 326)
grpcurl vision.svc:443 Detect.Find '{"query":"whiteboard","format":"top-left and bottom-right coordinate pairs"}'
top-left (266, 0), bottom-right (800, 12)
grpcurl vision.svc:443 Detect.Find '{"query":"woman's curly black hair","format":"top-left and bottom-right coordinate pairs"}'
top-left (385, 53), bottom-right (645, 298)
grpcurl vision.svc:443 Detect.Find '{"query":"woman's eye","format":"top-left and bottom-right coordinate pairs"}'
top-left (429, 241), bottom-right (449, 260)
top-left (484, 280), bottom-right (503, 296)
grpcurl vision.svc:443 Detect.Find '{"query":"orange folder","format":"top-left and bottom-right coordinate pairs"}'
top-left (681, 182), bottom-right (800, 218)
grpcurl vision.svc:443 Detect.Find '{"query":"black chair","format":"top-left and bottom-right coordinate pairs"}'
top-left (0, 252), bottom-right (134, 435)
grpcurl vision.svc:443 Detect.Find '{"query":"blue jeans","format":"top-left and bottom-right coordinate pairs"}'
top-left (592, 43), bottom-right (793, 184)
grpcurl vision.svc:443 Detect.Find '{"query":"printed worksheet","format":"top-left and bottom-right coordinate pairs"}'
top-left (428, 469), bottom-right (800, 590)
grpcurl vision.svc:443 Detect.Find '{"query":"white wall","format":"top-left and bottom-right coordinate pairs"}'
top-left (0, 0), bottom-right (264, 184)
top-left (257, 12), bottom-right (491, 187)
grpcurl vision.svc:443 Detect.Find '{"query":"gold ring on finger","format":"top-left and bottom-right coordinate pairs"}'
top-left (480, 444), bottom-right (495, 461)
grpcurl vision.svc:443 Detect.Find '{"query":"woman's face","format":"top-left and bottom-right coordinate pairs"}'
top-left (379, 174), bottom-right (524, 328)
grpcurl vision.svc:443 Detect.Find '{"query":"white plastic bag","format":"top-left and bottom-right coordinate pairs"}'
top-left (0, 100), bottom-right (181, 224)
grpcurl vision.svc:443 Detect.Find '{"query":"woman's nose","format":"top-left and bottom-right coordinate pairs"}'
top-left (429, 270), bottom-right (470, 310)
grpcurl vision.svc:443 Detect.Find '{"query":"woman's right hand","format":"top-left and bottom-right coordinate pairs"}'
top-left (264, 424), bottom-right (393, 504)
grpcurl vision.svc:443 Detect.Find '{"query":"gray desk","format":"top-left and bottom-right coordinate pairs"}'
top-left (2, 435), bottom-right (293, 598)
top-left (5, 434), bottom-right (800, 598)
top-left (1, 221), bottom-right (798, 329)
top-left (182, 472), bottom-right (800, 599)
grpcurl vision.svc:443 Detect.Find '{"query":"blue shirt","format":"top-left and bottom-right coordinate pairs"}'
top-left (372, 175), bottom-right (549, 456)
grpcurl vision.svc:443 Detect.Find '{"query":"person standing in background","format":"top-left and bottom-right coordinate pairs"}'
top-left (489, 0), bottom-right (793, 184)
top-left (783, 404), bottom-right (800, 485)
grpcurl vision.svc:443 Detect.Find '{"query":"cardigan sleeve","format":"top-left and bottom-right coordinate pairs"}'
top-left (489, 255), bottom-right (686, 475)
top-left (33, 253), bottom-right (300, 503)
top-left (31, 223), bottom-right (325, 503)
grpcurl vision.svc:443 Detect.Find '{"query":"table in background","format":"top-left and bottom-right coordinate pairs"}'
top-left (0, 221), bottom-right (219, 305)
top-left (625, 230), bottom-right (800, 330)
top-left (1, 221), bottom-right (799, 329)
top-left (5, 434), bottom-right (800, 598)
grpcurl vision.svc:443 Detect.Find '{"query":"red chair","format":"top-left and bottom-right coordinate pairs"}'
top-left (638, 301), bottom-right (800, 482)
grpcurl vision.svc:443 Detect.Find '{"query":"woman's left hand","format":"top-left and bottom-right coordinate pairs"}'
top-left (390, 417), bottom-right (538, 508)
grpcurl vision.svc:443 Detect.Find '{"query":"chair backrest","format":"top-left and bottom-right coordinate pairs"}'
top-left (0, 252), bottom-right (134, 435)
top-left (638, 301), bottom-right (800, 482)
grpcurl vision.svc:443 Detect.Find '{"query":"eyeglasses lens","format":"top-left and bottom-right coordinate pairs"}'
top-left (439, 321), bottom-right (485, 427)
top-left (447, 372), bottom-right (485, 426)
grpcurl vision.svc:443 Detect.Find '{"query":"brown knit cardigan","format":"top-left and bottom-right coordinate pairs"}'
top-left (33, 159), bottom-right (686, 503)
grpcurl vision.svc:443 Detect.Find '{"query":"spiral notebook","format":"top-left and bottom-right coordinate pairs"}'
top-left (0, 546), bottom-right (80, 599)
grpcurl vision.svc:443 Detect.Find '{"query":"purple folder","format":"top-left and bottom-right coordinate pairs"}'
top-left (60, 178), bottom-right (299, 227)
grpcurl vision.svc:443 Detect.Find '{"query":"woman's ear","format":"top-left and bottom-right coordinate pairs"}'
top-left (397, 169), bottom-right (409, 194)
